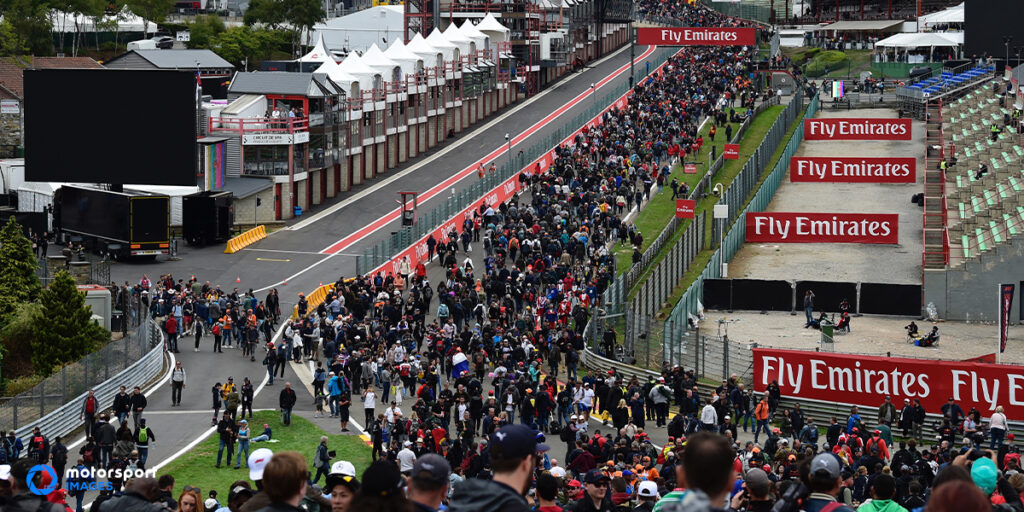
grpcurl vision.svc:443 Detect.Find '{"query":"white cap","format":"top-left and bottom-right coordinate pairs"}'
top-left (634, 481), bottom-right (659, 497)
top-left (204, 499), bottom-right (219, 510)
top-left (330, 460), bottom-right (357, 477)
top-left (404, 440), bottom-right (413, 447)
top-left (248, 448), bottom-right (274, 480)
top-left (550, 466), bottom-right (566, 478)
top-left (638, 481), bottom-right (659, 498)
top-left (0, 465), bottom-right (9, 480)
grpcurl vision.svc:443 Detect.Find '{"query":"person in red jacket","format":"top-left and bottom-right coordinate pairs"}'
top-left (865, 430), bottom-right (890, 461)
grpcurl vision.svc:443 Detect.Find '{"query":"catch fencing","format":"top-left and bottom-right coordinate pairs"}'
top-left (0, 319), bottom-right (163, 437)
top-left (666, 92), bottom-right (819, 335)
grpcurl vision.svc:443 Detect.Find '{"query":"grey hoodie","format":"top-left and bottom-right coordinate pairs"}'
top-left (448, 477), bottom-right (529, 512)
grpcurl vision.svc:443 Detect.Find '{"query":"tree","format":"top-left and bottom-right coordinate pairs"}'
top-left (284, 0), bottom-right (325, 55)
top-left (186, 14), bottom-right (225, 49)
top-left (209, 26), bottom-right (283, 68)
top-left (0, 0), bottom-right (55, 55)
top-left (0, 302), bottom-right (42, 377)
top-left (0, 217), bottom-right (41, 327)
top-left (0, 18), bottom-right (28, 56)
top-left (242, 0), bottom-right (287, 29)
top-left (124, 0), bottom-right (175, 39)
top-left (30, 270), bottom-right (108, 376)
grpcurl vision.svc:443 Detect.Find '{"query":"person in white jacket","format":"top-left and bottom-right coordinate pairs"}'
top-left (700, 399), bottom-right (719, 432)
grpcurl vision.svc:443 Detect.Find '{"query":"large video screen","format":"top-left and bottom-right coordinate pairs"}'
top-left (24, 69), bottom-right (197, 186)
top-left (964, 0), bottom-right (1024, 63)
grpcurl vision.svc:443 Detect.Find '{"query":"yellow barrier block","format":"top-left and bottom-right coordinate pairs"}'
top-left (225, 225), bottom-right (267, 254)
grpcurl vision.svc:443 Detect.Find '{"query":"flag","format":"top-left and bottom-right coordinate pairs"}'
top-left (1000, 284), bottom-right (1015, 353)
top-left (195, 70), bottom-right (202, 102)
top-left (451, 352), bottom-right (469, 378)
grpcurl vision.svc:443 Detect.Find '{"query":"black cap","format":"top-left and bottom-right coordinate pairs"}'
top-left (490, 424), bottom-right (550, 460)
top-left (325, 473), bottom-right (360, 492)
top-left (228, 485), bottom-right (253, 501)
top-left (411, 454), bottom-right (451, 485)
top-left (361, 461), bottom-right (405, 497)
top-left (584, 469), bottom-right (610, 484)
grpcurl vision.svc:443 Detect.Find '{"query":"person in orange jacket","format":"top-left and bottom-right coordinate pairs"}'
top-left (753, 396), bottom-right (771, 444)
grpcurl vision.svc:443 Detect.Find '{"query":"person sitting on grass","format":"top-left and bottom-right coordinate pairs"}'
top-left (252, 424), bottom-right (272, 443)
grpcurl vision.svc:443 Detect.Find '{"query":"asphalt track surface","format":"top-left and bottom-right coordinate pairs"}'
top-left (66, 41), bottom-right (761, 503)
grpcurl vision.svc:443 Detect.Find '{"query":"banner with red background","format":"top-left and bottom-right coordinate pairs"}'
top-left (753, 348), bottom-right (1024, 417)
top-left (804, 118), bottom-right (912, 141)
top-left (745, 212), bottom-right (898, 244)
top-left (637, 27), bottom-right (757, 46)
top-left (789, 157), bottom-right (916, 183)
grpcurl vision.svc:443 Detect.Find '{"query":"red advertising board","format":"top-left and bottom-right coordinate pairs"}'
top-left (745, 212), bottom-right (899, 244)
top-left (723, 144), bottom-right (740, 160)
top-left (684, 163), bottom-right (698, 174)
top-left (752, 348), bottom-right (1024, 419)
top-left (789, 157), bottom-right (917, 183)
top-left (804, 118), bottom-right (912, 141)
top-left (675, 199), bottom-right (696, 218)
top-left (637, 27), bottom-right (757, 46)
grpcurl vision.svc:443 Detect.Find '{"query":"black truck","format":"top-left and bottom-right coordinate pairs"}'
top-left (54, 185), bottom-right (170, 259)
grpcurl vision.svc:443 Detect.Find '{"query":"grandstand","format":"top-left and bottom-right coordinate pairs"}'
top-left (897, 63), bottom-right (995, 119)
top-left (920, 76), bottom-right (1024, 323)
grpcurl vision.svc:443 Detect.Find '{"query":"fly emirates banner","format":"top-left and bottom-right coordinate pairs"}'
top-left (753, 348), bottom-right (1024, 417)
top-left (745, 212), bottom-right (898, 244)
top-left (804, 118), bottom-right (912, 141)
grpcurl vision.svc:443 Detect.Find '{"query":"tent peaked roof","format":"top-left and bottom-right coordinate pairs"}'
top-left (407, 33), bottom-right (445, 67)
top-left (443, 23), bottom-right (473, 53)
top-left (425, 28), bottom-right (458, 60)
top-left (338, 52), bottom-right (379, 85)
top-left (299, 34), bottom-right (336, 63)
top-left (476, 13), bottom-right (509, 36)
top-left (460, 21), bottom-right (490, 48)
top-left (362, 44), bottom-right (402, 75)
top-left (384, 38), bottom-right (424, 74)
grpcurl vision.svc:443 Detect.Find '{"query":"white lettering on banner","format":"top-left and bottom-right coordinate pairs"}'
top-left (794, 159), bottom-right (912, 179)
top-left (806, 119), bottom-right (908, 137)
top-left (794, 217), bottom-right (892, 237)
top-left (659, 29), bottom-right (739, 43)
top-left (753, 216), bottom-right (790, 239)
top-left (1010, 375), bottom-right (1024, 406)
top-left (952, 370), bottom-right (1001, 410)
top-left (762, 354), bottom-right (933, 399)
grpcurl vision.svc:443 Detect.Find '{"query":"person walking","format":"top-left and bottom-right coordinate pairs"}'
top-left (989, 405), bottom-right (1009, 450)
top-left (280, 382), bottom-right (297, 426)
top-left (129, 386), bottom-right (147, 430)
top-left (362, 386), bottom-right (377, 429)
top-left (133, 418), bottom-right (154, 469)
top-left (80, 389), bottom-right (99, 438)
top-left (95, 413), bottom-right (116, 468)
top-left (311, 436), bottom-right (332, 485)
top-left (211, 382), bottom-right (223, 427)
top-left (264, 344), bottom-right (278, 385)
top-left (112, 386), bottom-right (131, 424)
top-left (171, 361), bottom-right (186, 406)
top-left (234, 420), bottom-right (250, 470)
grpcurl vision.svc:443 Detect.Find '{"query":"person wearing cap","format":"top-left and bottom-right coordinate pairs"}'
top-left (247, 448), bottom-right (274, 490)
top-left (324, 461), bottom-right (359, 512)
top-left (251, 451), bottom-right (307, 512)
top-left (449, 424), bottom-right (548, 512)
top-left (878, 397), bottom-right (897, 427)
top-left (634, 480), bottom-right (660, 512)
top-left (6, 459), bottom-right (64, 512)
top-left (408, 454), bottom-right (451, 512)
top-left (648, 379), bottom-right (671, 428)
top-left (397, 440), bottom-right (418, 476)
top-left (732, 468), bottom-right (773, 512)
top-left (802, 453), bottom-right (856, 512)
top-left (568, 469), bottom-right (614, 512)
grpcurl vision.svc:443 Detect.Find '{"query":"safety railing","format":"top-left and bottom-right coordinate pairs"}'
top-left (208, 116), bottom-right (309, 134)
top-left (665, 92), bottom-right (819, 333)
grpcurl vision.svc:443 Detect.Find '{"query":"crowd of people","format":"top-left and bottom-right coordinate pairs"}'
top-left (4, 4), bottom-right (1017, 512)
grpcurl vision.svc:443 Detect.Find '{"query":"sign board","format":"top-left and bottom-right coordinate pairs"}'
top-left (176, 31), bottom-right (190, 42)
top-left (723, 143), bottom-right (740, 160)
top-left (753, 348), bottom-right (1024, 419)
top-left (637, 27), bottom-right (757, 46)
top-left (684, 163), bottom-right (698, 174)
top-left (0, 99), bottom-right (19, 114)
top-left (675, 199), bottom-right (696, 219)
top-left (242, 132), bottom-right (310, 145)
top-left (713, 204), bottom-right (729, 219)
top-left (804, 118), bottom-right (912, 141)
top-left (745, 212), bottom-right (899, 244)
top-left (789, 156), bottom-right (916, 183)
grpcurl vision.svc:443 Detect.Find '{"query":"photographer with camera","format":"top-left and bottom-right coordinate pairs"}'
top-left (730, 468), bottom-right (774, 512)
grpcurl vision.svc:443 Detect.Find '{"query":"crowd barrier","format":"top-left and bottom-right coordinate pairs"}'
top-left (224, 225), bottom-right (267, 254)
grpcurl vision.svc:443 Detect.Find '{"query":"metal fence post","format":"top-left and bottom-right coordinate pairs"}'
top-left (723, 335), bottom-right (730, 381)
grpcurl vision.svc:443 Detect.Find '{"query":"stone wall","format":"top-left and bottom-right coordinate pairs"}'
top-left (0, 112), bottom-right (21, 157)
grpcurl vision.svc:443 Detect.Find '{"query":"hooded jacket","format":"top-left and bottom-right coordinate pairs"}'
top-left (448, 477), bottom-right (529, 512)
top-left (857, 499), bottom-right (907, 512)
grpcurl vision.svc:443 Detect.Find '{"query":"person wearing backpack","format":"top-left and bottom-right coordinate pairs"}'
top-left (311, 436), bottom-right (333, 484)
top-left (26, 427), bottom-right (48, 463)
top-left (134, 418), bottom-right (155, 469)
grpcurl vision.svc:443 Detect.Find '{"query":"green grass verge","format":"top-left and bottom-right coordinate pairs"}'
top-left (655, 102), bottom-right (807, 319)
top-left (612, 108), bottom-right (751, 275)
top-left (618, 105), bottom-right (786, 304)
top-left (157, 410), bottom-right (372, 496)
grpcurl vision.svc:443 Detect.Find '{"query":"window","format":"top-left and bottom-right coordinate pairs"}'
top-left (294, 143), bottom-right (306, 174)
top-left (243, 145), bottom-right (290, 176)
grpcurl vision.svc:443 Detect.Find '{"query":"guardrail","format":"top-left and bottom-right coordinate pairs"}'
top-left (225, 225), bottom-right (267, 254)
top-left (3, 319), bottom-right (165, 440)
